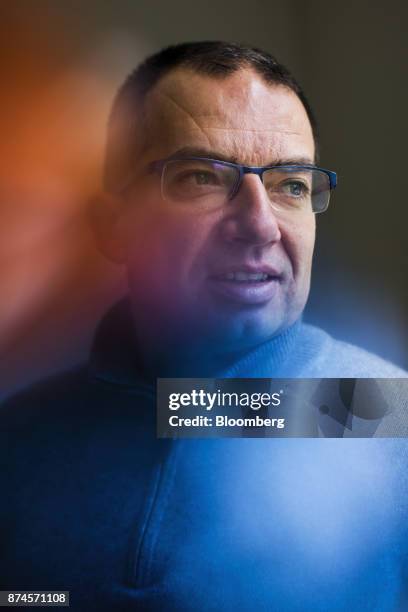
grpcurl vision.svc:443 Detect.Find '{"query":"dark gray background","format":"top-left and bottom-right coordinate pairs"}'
top-left (1, 0), bottom-right (407, 396)
top-left (49, 0), bottom-right (408, 366)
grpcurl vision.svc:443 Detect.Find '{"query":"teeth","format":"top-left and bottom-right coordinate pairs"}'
top-left (223, 272), bottom-right (270, 281)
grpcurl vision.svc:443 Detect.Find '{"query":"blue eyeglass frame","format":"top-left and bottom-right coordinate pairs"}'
top-left (149, 156), bottom-right (337, 202)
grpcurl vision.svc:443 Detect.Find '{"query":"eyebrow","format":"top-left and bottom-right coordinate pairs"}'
top-left (169, 146), bottom-right (316, 167)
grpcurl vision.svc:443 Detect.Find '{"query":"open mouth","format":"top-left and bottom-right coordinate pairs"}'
top-left (209, 269), bottom-right (282, 304)
top-left (217, 271), bottom-right (276, 282)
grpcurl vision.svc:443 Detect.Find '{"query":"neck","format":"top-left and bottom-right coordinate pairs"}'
top-left (132, 320), bottom-right (302, 381)
top-left (137, 342), bottom-right (256, 379)
top-left (90, 299), bottom-right (303, 386)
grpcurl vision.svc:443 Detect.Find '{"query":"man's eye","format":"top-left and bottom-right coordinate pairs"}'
top-left (281, 180), bottom-right (309, 197)
top-left (196, 171), bottom-right (217, 185)
top-left (178, 171), bottom-right (219, 185)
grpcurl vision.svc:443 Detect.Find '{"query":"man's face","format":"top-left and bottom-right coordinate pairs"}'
top-left (118, 68), bottom-right (316, 351)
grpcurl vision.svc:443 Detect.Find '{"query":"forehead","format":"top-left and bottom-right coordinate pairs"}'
top-left (141, 67), bottom-right (315, 166)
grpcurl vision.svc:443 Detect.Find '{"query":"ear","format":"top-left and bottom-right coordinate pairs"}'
top-left (88, 191), bottom-right (128, 264)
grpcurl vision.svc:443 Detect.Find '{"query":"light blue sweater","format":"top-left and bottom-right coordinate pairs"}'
top-left (219, 320), bottom-right (407, 378)
top-left (1, 304), bottom-right (407, 611)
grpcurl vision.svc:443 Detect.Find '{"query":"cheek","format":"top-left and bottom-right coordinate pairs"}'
top-left (281, 216), bottom-right (316, 279)
top-left (125, 206), bottom-right (214, 294)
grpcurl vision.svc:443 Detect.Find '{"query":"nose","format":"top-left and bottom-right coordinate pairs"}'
top-left (222, 174), bottom-right (281, 247)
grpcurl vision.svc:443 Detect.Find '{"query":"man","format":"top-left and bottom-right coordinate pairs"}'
top-left (1, 42), bottom-right (407, 611)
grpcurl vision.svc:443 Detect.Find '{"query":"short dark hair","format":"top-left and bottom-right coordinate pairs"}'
top-left (104, 40), bottom-right (319, 192)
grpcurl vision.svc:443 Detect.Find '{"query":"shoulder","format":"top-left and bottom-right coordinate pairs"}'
top-left (328, 338), bottom-right (407, 377)
top-left (299, 324), bottom-right (407, 378)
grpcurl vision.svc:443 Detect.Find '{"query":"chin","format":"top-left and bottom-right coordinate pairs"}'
top-left (202, 307), bottom-right (292, 352)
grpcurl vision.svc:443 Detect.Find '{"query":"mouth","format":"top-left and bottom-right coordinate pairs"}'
top-left (208, 268), bottom-right (283, 305)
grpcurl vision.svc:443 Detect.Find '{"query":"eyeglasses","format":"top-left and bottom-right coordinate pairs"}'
top-left (149, 157), bottom-right (337, 214)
